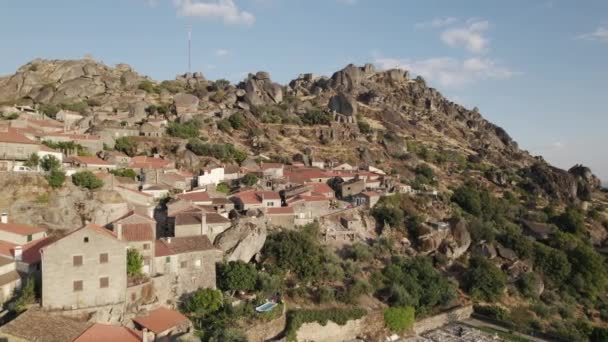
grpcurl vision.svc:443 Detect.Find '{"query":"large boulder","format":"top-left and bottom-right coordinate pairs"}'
top-left (329, 64), bottom-right (375, 91)
top-left (439, 219), bottom-right (472, 260)
top-left (173, 93), bottom-right (199, 116)
top-left (214, 218), bottom-right (268, 262)
top-left (328, 93), bottom-right (358, 116)
top-left (242, 72), bottom-right (283, 106)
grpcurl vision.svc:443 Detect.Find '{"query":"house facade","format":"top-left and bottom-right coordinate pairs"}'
top-left (41, 224), bottom-right (127, 310)
top-left (110, 212), bottom-right (156, 275)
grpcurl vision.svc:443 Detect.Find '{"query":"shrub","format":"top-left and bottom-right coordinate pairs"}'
top-left (138, 80), bottom-right (159, 93)
top-left (40, 103), bottom-right (60, 118)
top-left (72, 171), bottom-right (104, 190)
top-left (301, 109), bottom-right (332, 125)
top-left (415, 164), bottom-right (435, 180)
top-left (228, 113), bottom-right (246, 130)
top-left (358, 120), bottom-right (372, 134)
top-left (553, 208), bottom-right (586, 235)
top-left (384, 306), bottom-right (415, 333)
top-left (285, 308), bottom-right (367, 341)
top-left (217, 119), bottom-right (232, 133)
top-left (186, 139), bottom-right (246, 163)
top-left (167, 120), bottom-right (201, 139)
top-left (23, 153), bottom-right (40, 168)
top-left (348, 243), bottom-right (373, 262)
top-left (473, 304), bottom-right (509, 321)
top-left (533, 244), bottom-right (571, 285)
top-left (184, 288), bottom-right (223, 317)
top-left (462, 256), bottom-right (506, 301)
top-left (46, 169), bottom-right (66, 189)
top-left (114, 136), bottom-right (137, 156)
top-left (262, 230), bottom-right (324, 281)
top-left (240, 173), bottom-right (258, 187)
top-left (59, 101), bottom-right (89, 114)
top-left (126, 249), bottom-right (143, 277)
top-left (216, 182), bottom-right (230, 194)
top-left (110, 168), bottom-right (137, 180)
top-left (213, 79), bottom-right (231, 91)
top-left (217, 261), bottom-right (258, 292)
top-left (12, 276), bottom-right (36, 313)
top-left (518, 273), bottom-right (543, 299)
top-left (39, 155), bottom-right (60, 172)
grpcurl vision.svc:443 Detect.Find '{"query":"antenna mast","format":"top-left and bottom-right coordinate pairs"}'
top-left (187, 25), bottom-right (192, 73)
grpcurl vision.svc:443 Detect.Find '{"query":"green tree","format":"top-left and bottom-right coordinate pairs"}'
top-left (568, 244), bottom-right (608, 299)
top-left (216, 182), bottom-right (230, 194)
top-left (358, 120), bottom-right (372, 134)
top-left (263, 230), bottom-right (324, 281)
top-left (114, 136), bottom-right (137, 156)
top-left (217, 261), bottom-right (258, 292)
top-left (12, 276), bottom-right (36, 313)
top-left (23, 153), bottom-right (40, 168)
top-left (534, 244), bottom-right (571, 285)
top-left (110, 168), bottom-right (138, 179)
top-left (301, 109), bottom-right (332, 125)
top-left (452, 185), bottom-right (482, 217)
top-left (383, 306), bottom-right (415, 333)
top-left (127, 248), bottom-right (143, 277)
top-left (184, 288), bottom-right (223, 317)
top-left (371, 205), bottom-right (405, 230)
top-left (46, 169), bottom-right (66, 189)
top-left (415, 164), bottom-right (435, 180)
top-left (553, 208), bottom-right (586, 235)
top-left (217, 119), bottom-right (232, 133)
top-left (72, 171), bottom-right (104, 190)
top-left (462, 256), bottom-right (506, 301)
top-left (39, 155), bottom-right (60, 172)
top-left (240, 173), bottom-right (258, 187)
top-left (138, 80), bottom-right (159, 93)
top-left (40, 103), bottom-right (60, 118)
top-left (167, 120), bottom-right (201, 139)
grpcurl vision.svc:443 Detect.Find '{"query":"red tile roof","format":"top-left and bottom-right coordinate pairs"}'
top-left (130, 156), bottom-right (172, 169)
top-left (154, 236), bottom-right (218, 256)
top-left (361, 191), bottom-right (380, 197)
top-left (177, 191), bottom-right (211, 202)
top-left (121, 223), bottom-right (154, 241)
top-left (307, 182), bottom-right (335, 195)
top-left (0, 222), bottom-right (46, 236)
top-left (0, 237), bottom-right (54, 264)
top-left (154, 240), bottom-right (172, 257)
top-left (72, 156), bottom-right (112, 166)
top-left (133, 307), bottom-right (190, 335)
top-left (74, 323), bottom-right (142, 342)
top-left (267, 207), bottom-right (295, 215)
top-left (0, 129), bottom-right (38, 145)
top-left (231, 190), bottom-right (280, 205)
top-left (261, 162), bottom-right (284, 170)
top-left (300, 195), bottom-right (329, 202)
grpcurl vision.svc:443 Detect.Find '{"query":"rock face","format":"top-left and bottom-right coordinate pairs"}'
top-left (241, 72), bottom-right (283, 107)
top-left (440, 220), bottom-right (472, 260)
top-left (328, 93), bottom-right (358, 116)
top-left (214, 218), bottom-right (268, 262)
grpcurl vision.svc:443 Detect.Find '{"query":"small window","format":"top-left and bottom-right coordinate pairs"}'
top-left (73, 255), bottom-right (83, 267)
top-left (27, 234), bottom-right (32, 242)
top-left (180, 261), bottom-right (187, 269)
top-left (99, 253), bottom-right (109, 264)
top-left (73, 280), bottom-right (83, 292)
top-left (99, 277), bottom-right (109, 288)
top-left (195, 259), bottom-right (202, 268)
top-left (84, 237), bottom-right (89, 243)
top-left (143, 243), bottom-right (150, 250)
top-left (165, 256), bottom-right (170, 263)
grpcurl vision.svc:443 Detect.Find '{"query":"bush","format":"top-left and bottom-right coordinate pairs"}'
top-left (39, 155), bottom-right (60, 172)
top-left (40, 103), bottom-right (60, 118)
top-left (358, 120), bottom-right (372, 134)
top-left (184, 288), bottom-right (223, 317)
top-left (46, 169), bottom-right (66, 189)
top-left (415, 164), bottom-right (435, 180)
top-left (285, 308), bottom-right (367, 341)
top-left (127, 249), bottom-right (143, 277)
top-left (473, 304), bottom-right (510, 321)
top-left (216, 182), bottom-right (230, 194)
top-left (301, 109), bottom-right (332, 125)
top-left (138, 80), bottom-right (159, 93)
top-left (110, 168), bottom-right (137, 179)
top-left (114, 136), bottom-right (137, 156)
top-left (217, 261), bottom-right (258, 292)
top-left (462, 256), bottom-right (506, 301)
top-left (553, 208), bottom-right (586, 235)
top-left (11, 276), bottom-right (36, 313)
top-left (533, 243), bottom-right (571, 285)
top-left (262, 230), bottom-right (324, 281)
top-left (384, 306), bottom-right (415, 333)
top-left (23, 153), bottom-right (39, 168)
top-left (59, 101), bottom-right (89, 114)
top-left (72, 171), bottom-right (104, 190)
top-left (228, 113), bottom-right (246, 130)
top-left (167, 120), bottom-right (201, 139)
top-left (348, 243), bottom-right (373, 262)
top-left (240, 173), bottom-right (258, 187)
top-left (217, 119), bottom-right (232, 133)
top-left (518, 273), bottom-right (543, 299)
top-left (187, 139), bottom-right (246, 163)
top-left (371, 205), bottom-right (405, 230)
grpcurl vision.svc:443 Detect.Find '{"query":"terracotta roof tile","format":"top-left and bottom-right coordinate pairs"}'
top-left (155, 235), bottom-right (219, 256)
top-left (177, 191), bottom-right (211, 202)
top-left (129, 156), bottom-right (172, 169)
top-left (132, 307), bottom-right (189, 335)
top-left (0, 129), bottom-right (38, 145)
top-left (121, 223), bottom-right (154, 241)
top-left (74, 324), bottom-right (142, 342)
top-left (0, 222), bottom-right (46, 236)
top-left (72, 156), bottom-right (112, 166)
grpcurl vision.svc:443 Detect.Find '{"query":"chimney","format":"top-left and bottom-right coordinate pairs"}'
top-left (142, 328), bottom-right (149, 342)
top-left (147, 206), bottom-right (155, 219)
top-left (14, 245), bottom-right (22, 261)
top-left (1, 213), bottom-right (8, 224)
top-left (200, 210), bottom-right (207, 236)
top-left (116, 223), bottom-right (123, 240)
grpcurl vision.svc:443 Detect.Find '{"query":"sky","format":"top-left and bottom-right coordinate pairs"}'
top-left (0, 0), bottom-right (607, 183)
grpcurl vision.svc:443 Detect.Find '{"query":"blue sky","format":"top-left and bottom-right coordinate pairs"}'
top-left (1, 0), bottom-right (607, 182)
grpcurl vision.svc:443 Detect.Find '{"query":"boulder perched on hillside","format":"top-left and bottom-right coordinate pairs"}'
top-left (328, 92), bottom-right (358, 116)
top-left (214, 217), bottom-right (268, 262)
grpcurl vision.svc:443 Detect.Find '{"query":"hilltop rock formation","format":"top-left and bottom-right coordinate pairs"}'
top-left (214, 218), bottom-right (268, 262)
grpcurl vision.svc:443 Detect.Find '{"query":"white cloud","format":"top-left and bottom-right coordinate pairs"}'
top-left (214, 48), bottom-right (230, 56)
top-left (415, 17), bottom-right (458, 30)
top-left (578, 27), bottom-right (608, 42)
top-left (173, 0), bottom-right (255, 25)
top-left (374, 56), bottom-right (515, 88)
top-left (440, 19), bottom-right (490, 53)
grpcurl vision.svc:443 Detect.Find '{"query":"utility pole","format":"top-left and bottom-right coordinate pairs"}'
top-left (187, 25), bottom-right (192, 74)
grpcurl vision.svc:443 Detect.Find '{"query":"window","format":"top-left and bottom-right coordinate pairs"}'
top-left (99, 277), bottom-right (109, 288)
top-left (99, 253), bottom-right (109, 264)
top-left (143, 243), bottom-right (150, 250)
top-left (165, 256), bottom-right (171, 263)
top-left (73, 255), bottom-right (83, 267)
top-left (83, 237), bottom-right (89, 243)
top-left (180, 261), bottom-right (187, 269)
top-left (195, 259), bottom-right (202, 268)
top-left (27, 234), bottom-right (32, 242)
top-left (73, 280), bottom-right (83, 292)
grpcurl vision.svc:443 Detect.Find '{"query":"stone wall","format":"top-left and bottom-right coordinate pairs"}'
top-left (294, 310), bottom-right (385, 342)
top-left (412, 305), bottom-right (473, 335)
top-left (244, 309), bottom-right (286, 342)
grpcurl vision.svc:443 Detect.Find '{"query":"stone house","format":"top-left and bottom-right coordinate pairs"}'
top-left (41, 133), bottom-right (104, 154)
top-left (173, 209), bottom-right (231, 241)
top-left (0, 214), bottom-right (47, 245)
top-left (109, 212), bottom-right (156, 275)
top-left (132, 306), bottom-right (191, 340)
top-left (141, 184), bottom-right (171, 199)
top-left (339, 178), bottom-right (366, 198)
top-left (154, 236), bottom-right (222, 295)
top-left (223, 165), bottom-right (240, 181)
top-left (0, 256), bottom-right (21, 307)
top-left (0, 128), bottom-right (40, 161)
top-left (55, 110), bottom-right (83, 130)
top-left (266, 207), bottom-right (296, 228)
top-left (139, 122), bottom-right (165, 137)
top-left (41, 224), bottom-right (127, 310)
top-left (129, 156), bottom-right (175, 184)
top-left (198, 167), bottom-right (225, 187)
top-left (332, 163), bottom-right (356, 171)
top-left (69, 156), bottom-right (117, 171)
top-left (353, 191), bottom-right (381, 208)
top-left (287, 195), bottom-right (331, 220)
top-left (306, 182), bottom-right (336, 199)
top-left (394, 183), bottom-right (413, 194)
top-left (230, 190), bottom-right (281, 212)
top-left (176, 190), bottom-right (212, 206)
top-left (104, 151), bottom-right (131, 167)
top-left (115, 186), bottom-right (155, 207)
top-left (160, 171), bottom-right (192, 191)
top-left (260, 163), bottom-right (284, 179)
